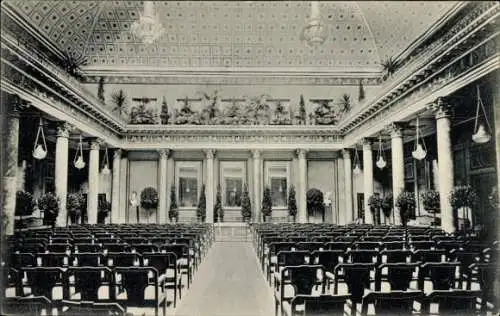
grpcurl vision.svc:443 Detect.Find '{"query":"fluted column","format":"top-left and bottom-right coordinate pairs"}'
top-left (298, 149), bottom-right (308, 223)
top-left (252, 150), bottom-right (262, 222)
top-left (205, 149), bottom-right (215, 223)
top-left (111, 149), bottom-right (121, 224)
top-left (390, 123), bottom-right (405, 225)
top-left (342, 149), bottom-right (353, 224)
top-left (119, 152), bottom-right (129, 224)
top-left (362, 139), bottom-right (374, 224)
top-left (87, 140), bottom-right (100, 224)
top-left (433, 98), bottom-right (455, 233)
top-left (2, 97), bottom-right (22, 235)
top-left (157, 149), bottom-right (169, 223)
top-left (55, 123), bottom-right (70, 226)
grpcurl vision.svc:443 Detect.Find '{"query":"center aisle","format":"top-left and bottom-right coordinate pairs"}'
top-left (174, 242), bottom-right (274, 316)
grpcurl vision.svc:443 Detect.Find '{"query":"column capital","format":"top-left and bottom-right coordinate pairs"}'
top-left (9, 94), bottom-right (30, 117)
top-left (429, 97), bottom-right (454, 119)
top-left (56, 122), bottom-right (70, 138)
top-left (252, 149), bottom-right (261, 159)
top-left (296, 149), bottom-right (308, 160)
top-left (89, 139), bottom-right (101, 150)
top-left (341, 149), bottom-right (351, 160)
top-left (204, 149), bottom-right (216, 159)
top-left (157, 149), bottom-right (170, 159)
top-left (362, 138), bottom-right (372, 150)
top-left (386, 122), bottom-right (407, 138)
top-left (113, 148), bottom-right (123, 159)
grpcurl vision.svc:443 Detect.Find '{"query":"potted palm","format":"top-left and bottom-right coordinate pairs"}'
top-left (306, 188), bottom-right (325, 223)
top-left (396, 191), bottom-right (416, 228)
top-left (15, 190), bottom-right (35, 228)
top-left (368, 194), bottom-right (382, 225)
top-left (241, 184), bottom-right (251, 222)
top-left (381, 194), bottom-right (393, 224)
top-left (38, 192), bottom-right (60, 228)
top-left (450, 185), bottom-right (478, 232)
top-left (421, 190), bottom-right (440, 226)
top-left (288, 185), bottom-right (298, 222)
top-left (141, 187), bottom-right (158, 223)
top-left (67, 193), bottom-right (84, 225)
top-left (214, 185), bottom-right (224, 222)
top-left (261, 187), bottom-right (273, 222)
top-left (169, 186), bottom-right (179, 223)
top-left (197, 184), bottom-right (207, 222)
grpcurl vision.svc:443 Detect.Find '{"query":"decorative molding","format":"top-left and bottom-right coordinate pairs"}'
top-left (362, 138), bottom-right (372, 150)
top-left (341, 149), bottom-right (351, 160)
top-left (387, 122), bottom-right (407, 138)
top-left (56, 122), bottom-right (70, 138)
top-left (89, 139), bottom-right (101, 151)
top-left (113, 149), bottom-right (123, 160)
top-left (297, 149), bottom-right (308, 160)
top-left (204, 149), bottom-right (216, 160)
top-left (157, 149), bottom-right (170, 159)
top-left (252, 150), bottom-right (261, 160)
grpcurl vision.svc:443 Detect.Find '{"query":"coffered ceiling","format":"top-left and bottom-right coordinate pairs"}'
top-left (5, 1), bottom-right (457, 74)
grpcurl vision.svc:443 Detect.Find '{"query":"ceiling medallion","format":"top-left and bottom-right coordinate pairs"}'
top-left (300, 1), bottom-right (327, 47)
top-left (130, 1), bottom-right (164, 44)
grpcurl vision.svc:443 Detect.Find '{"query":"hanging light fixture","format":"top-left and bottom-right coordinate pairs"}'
top-left (32, 117), bottom-right (47, 160)
top-left (300, 1), bottom-right (327, 47)
top-left (412, 116), bottom-right (427, 160)
top-left (130, 1), bottom-right (164, 45)
top-left (472, 85), bottom-right (492, 144)
top-left (101, 146), bottom-right (111, 175)
top-left (353, 148), bottom-right (362, 174)
top-left (376, 135), bottom-right (387, 169)
top-left (73, 135), bottom-right (86, 169)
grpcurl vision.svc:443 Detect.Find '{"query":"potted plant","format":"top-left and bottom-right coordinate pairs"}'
top-left (450, 185), bottom-right (478, 232)
top-left (15, 190), bottom-right (35, 228)
top-left (368, 194), bottom-right (382, 225)
top-left (214, 185), bottom-right (224, 222)
top-left (306, 188), bottom-right (324, 223)
top-left (381, 194), bottom-right (393, 224)
top-left (169, 186), bottom-right (179, 223)
top-left (287, 185), bottom-right (298, 222)
top-left (141, 187), bottom-right (159, 222)
top-left (197, 184), bottom-right (207, 222)
top-left (241, 184), bottom-right (251, 222)
top-left (38, 192), bottom-right (60, 228)
top-left (421, 190), bottom-right (440, 226)
top-left (396, 191), bottom-right (416, 228)
top-left (67, 193), bottom-right (84, 225)
top-left (98, 200), bottom-right (111, 224)
top-left (261, 187), bottom-right (273, 222)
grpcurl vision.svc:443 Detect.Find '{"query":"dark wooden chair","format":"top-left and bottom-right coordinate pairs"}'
top-left (411, 241), bottom-right (435, 250)
top-left (46, 243), bottom-right (71, 253)
top-left (379, 249), bottom-right (412, 263)
top-left (105, 252), bottom-right (141, 267)
top-left (65, 266), bottom-right (114, 301)
top-left (418, 262), bottom-right (461, 291)
top-left (412, 249), bottom-right (446, 263)
top-left (21, 267), bottom-right (65, 302)
top-left (72, 252), bottom-right (103, 267)
top-left (160, 244), bottom-right (192, 287)
top-left (361, 290), bottom-right (423, 315)
top-left (346, 250), bottom-right (378, 263)
top-left (74, 243), bottom-right (102, 253)
top-left (423, 290), bottom-right (482, 315)
top-left (333, 263), bottom-right (376, 306)
top-left (37, 252), bottom-right (70, 267)
top-left (2, 296), bottom-right (52, 316)
top-left (285, 294), bottom-right (351, 316)
top-left (142, 252), bottom-right (183, 307)
top-left (61, 300), bottom-right (125, 316)
top-left (274, 265), bottom-right (326, 316)
top-left (102, 243), bottom-right (130, 253)
top-left (354, 241), bottom-right (381, 251)
top-left (325, 242), bottom-right (351, 252)
top-left (113, 266), bottom-right (167, 316)
top-left (375, 262), bottom-right (419, 291)
top-left (468, 263), bottom-right (499, 312)
top-left (272, 251), bottom-right (311, 284)
top-left (130, 243), bottom-right (159, 254)
top-left (10, 252), bottom-right (36, 269)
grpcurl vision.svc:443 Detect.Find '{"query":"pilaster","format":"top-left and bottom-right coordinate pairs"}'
top-left (55, 122), bottom-right (70, 226)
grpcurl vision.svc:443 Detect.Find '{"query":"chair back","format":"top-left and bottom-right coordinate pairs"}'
top-left (61, 300), bottom-right (125, 316)
top-left (72, 252), bottom-right (103, 267)
top-left (291, 294), bottom-right (350, 316)
top-left (106, 252), bottom-right (141, 267)
top-left (418, 262), bottom-right (460, 291)
top-left (66, 266), bottom-right (113, 301)
top-left (347, 250), bottom-right (378, 263)
top-left (313, 250), bottom-right (343, 273)
top-left (3, 296), bottom-right (52, 316)
top-left (361, 290), bottom-right (423, 315)
top-left (277, 251), bottom-right (311, 267)
top-left (376, 263), bottom-right (418, 291)
top-left (283, 265), bottom-right (325, 296)
top-left (142, 252), bottom-right (177, 275)
top-left (334, 263), bottom-right (375, 302)
top-left (22, 267), bottom-right (64, 299)
top-left (325, 242), bottom-right (351, 252)
top-left (424, 290), bottom-right (482, 316)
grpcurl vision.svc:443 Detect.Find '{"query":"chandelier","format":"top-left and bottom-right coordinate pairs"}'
top-left (472, 85), bottom-right (492, 144)
top-left (74, 135), bottom-right (86, 170)
top-left (353, 148), bottom-right (362, 175)
top-left (130, 1), bottom-right (164, 45)
top-left (412, 116), bottom-right (427, 160)
top-left (32, 117), bottom-right (48, 160)
top-left (300, 1), bottom-right (327, 47)
top-left (101, 145), bottom-right (111, 175)
top-left (376, 135), bottom-right (387, 170)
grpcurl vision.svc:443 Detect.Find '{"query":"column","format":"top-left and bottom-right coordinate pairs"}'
top-left (2, 96), bottom-right (22, 235)
top-left (433, 98), bottom-right (455, 233)
top-left (252, 150), bottom-right (262, 222)
top-left (119, 152), bottom-right (129, 224)
top-left (55, 122), bottom-right (70, 226)
top-left (342, 149), bottom-right (353, 224)
top-left (205, 149), bottom-right (215, 223)
top-left (87, 139), bottom-right (100, 224)
top-left (362, 139), bottom-right (374, 224)
top-left (298, 149), bottom-right (308, 223)
top-left (111, 149), bottom-right (121, 224)
top-left (390, 123), bottom-right (405, 225)
top-left (157, 149), bottom-right (169, 223)
top-left (166, 152), bottom-right (174, 223)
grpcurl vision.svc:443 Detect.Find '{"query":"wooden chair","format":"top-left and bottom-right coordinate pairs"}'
top-left (375, 262), bottom-right (419, 291)
top-left (37, 252), bottom-right (70, 267)
top-left (333, 263), bottom-right (376, 306)
top-left (65, 266), bottom-right (114, 301)
top-left (21, 267), bottom-right (65, 303)
top-left (142, 252), bottom-right (183, 308)
top-left (285, 294), bottom-right (351, 316)
top-left (72, 252), bottom-right (103, 267)
top-left (2, 296), bottom-right (52, 316)
top-left (361, 290), bottom-right (424, 315)
top-left (412, 249), bottom-right (446, 263)
top-left (61, 300), bottom-right (125, 316)
top-left (423, 290), bottom-right (482, 315)
top-left (418, 262), bottom-right (461, 291)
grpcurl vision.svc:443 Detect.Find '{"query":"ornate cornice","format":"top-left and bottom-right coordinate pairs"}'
top-left (339, 1), bottom-right (499, 133)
